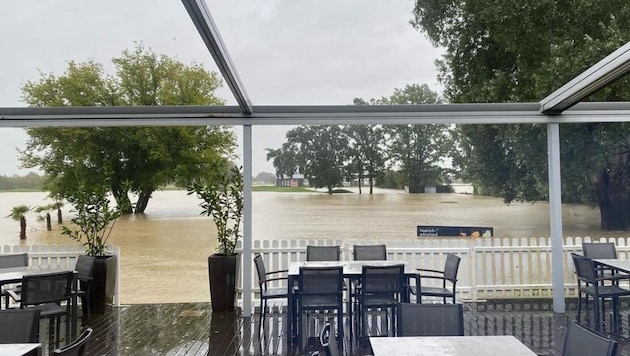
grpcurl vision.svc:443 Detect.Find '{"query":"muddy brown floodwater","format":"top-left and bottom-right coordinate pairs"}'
top-left (0, 188), bottom-right (622, 303)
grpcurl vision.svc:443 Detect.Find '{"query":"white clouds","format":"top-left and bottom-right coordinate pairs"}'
top-left (0, 0), bottom-right (443, 176)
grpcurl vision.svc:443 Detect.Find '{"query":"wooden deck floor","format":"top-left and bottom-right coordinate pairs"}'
top-left (47, 299), bottom-right (630, 355)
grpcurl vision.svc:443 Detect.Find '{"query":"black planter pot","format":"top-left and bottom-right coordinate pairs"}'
top-left (91, 254), bottom-right (117, 315)
top-left (208, 254), bottom-right (238, 312)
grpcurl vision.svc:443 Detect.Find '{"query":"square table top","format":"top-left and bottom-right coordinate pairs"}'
top-left (287, 260), bottom-right (416, 276)
top-left (593, 259), bottom-right (630, 273)
top-left (0, 343), bottom-right (41, 356)
top-left (369, 335), bottom-right (536, 356)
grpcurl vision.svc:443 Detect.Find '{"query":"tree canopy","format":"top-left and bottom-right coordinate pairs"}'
top-left (20, 45), bottom-right (236, 213)
top-left (413, 0), bottom-right (630, 229)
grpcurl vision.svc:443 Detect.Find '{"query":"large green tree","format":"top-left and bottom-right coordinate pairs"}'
top-left (343, 124), bottom-right (386, 194)
top-left (20, 45), bottom-right (235, 213)
top-left (355, 84), bottom-right (452, 193)
top-left (413, 1), bottom-right (630, 229)
top-left (286, 125), bottom-right (348, 194)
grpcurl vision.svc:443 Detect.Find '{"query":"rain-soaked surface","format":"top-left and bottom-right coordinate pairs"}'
top-left (0, 188), bottom-right (621, 303)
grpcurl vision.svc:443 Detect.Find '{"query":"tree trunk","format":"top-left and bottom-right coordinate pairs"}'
top-left (57, 208), bottom-right (63, 224)
top-left (19, 217), bottom-right (26, 239)
top-left (135, 190), bottom-right (153, 214)
top-left (595, 169), bottom-right (630, 230)
top-left (369, 176), bottom-right (374, 194)
top-left (111, 188), bottom-right (133, 214)
top-left (46, 213), bottom-right (51, 231)
top-left (358, 170), bottom-right (363, 194)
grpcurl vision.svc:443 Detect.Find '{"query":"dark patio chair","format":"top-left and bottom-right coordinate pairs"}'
top-left (571, 253), bottom-right (630, 332)
top-left (562, 321), bottom-right (617, 356)
top-left (306, 245), bottom-right (341, 261)
top-left (352, 244), bottom-right (387, 261)
top-left (297, 266), bottom-right (344, 350)
top-left (397, 302), bottom-right (464, 336)
top-left (253, 254), bottom-right (289, 328)
top-left (0, 253), bottom-right (28, 309)
top-left (8, 270), bottom-right (75, 348)
top-left (357, 264), bottom-right (405, 337)
top-left (0, 309), bottom-right (40, 343)
top-left (583, 242), bottom-right (620, 281)
top-left (53, 327), bottom-right (93, 356)
top-left (74, 255), bottom-right (95, 324)
top-left (410, 253), bottom-right (460, 303)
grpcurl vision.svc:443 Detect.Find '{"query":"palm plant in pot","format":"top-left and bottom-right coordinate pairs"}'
top-left (188, 165), bottom-right (244, 312)
top-left (61, 182), bottom-right (122, 314)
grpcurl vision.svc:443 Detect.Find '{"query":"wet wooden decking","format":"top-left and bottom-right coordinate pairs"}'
top-left (56, 299), bottom-right (630, 355)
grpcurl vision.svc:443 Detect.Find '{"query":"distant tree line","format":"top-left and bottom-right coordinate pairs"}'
top-left (266, 84), bottom-right (452, 195)
top-left (0, 172), bottom-right (46, 190)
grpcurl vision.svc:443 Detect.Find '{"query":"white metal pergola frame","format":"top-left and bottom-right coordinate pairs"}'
top-left (3, 0), bottom-right (630, 316)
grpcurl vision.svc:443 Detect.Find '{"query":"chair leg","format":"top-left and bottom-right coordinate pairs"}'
top-left (576, 291), bottom-right (582, 323)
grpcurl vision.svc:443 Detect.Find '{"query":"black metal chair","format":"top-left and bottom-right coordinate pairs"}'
top-left (352, 245), bottom-right (387, 261)
top-left (297, 266), bottom-right (344, 350)
top-left (410, 253), bottom-right (461, 303)
top-left (562, 321), bottom-right (617, 356)
top-left (8, 270), bottom-right (75, 348)
top-left (571, 253), bottom-right (630, 332)
top-left (318, 319), bottom-right (340, 356)
top-left (306, 246), bottom-right (341, 261)
top-left (397, 302), bottom-right (464, 336)
top-left (53, 327), bottom-right (93, 356)
top-left (0, 309), bottom-right (40, 343)
top-left (74, 255), bottom-right (95, 324)
top-left (253, 254), bottom-right (289, 329)
top-left (583, 242), bottom-right (620, 281)
top-left (357, 264), bottom-right (405, 337)
top-left (0, 253), bottom-right (28, 309)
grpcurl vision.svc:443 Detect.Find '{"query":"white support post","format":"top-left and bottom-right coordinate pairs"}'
top-left (242, 124), bottom-right (253, 316)
top-left (547, 123), bottom-right (565, 313)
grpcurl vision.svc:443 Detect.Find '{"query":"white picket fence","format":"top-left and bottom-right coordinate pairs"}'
top-left (236, 236), bottom-right (630, 301)
top-left (0, 244), bottom-right (121, 306)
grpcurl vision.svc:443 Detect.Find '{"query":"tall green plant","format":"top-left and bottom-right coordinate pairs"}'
top-left (62, 185), bottom-right (122, 257)
top-left (7, 205), bottom-right (31, 239)
top-left (188, 165), bottom-right (244, 256)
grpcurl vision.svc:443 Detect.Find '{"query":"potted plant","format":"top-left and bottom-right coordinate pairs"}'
top-left (62, 182), bottom-right (122, 314)
top-left (188, 165), bottom-right (244, 312)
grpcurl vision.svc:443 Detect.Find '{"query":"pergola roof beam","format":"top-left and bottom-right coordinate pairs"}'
top-left (182, 0), bottom-right (253, 115)
top-left (540, 41), bottom-right (630, 114)
top-left (3, 102), bottom-right (630, 127)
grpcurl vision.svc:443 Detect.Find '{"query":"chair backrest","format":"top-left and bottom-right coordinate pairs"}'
top-left (571, 253), bottom-right (598, 282)
top-left (562, 321), bottom-right (617, 356)
top-left (0, 309), bottom-right (40, 343)
top-left (53, 327), bottom-right (93, 356)
top-left (353, 244), bottom-right (387, 261)
top-left (253, 254), bottom-right (267, 291)
top-left (306, 245), bottom-right (341, 261)
top-left (319, 320), bottom-right (340, 356)
top-left (298, 266), bottom-right (343, 296)
top-left (20, 270), bottom-right (75, 306)
top-left (361, 264), bottom-right (405, 295)
top-left (397, 303), bottom-right (465, 336)
top-left (582, 242), bottom-right (617, 259)
top-left (0, 253), bottom-right (28, 268)
top-left (444, 253), bottom-right (461, 281)
top-left (75, 255), bottom-right (95, 280)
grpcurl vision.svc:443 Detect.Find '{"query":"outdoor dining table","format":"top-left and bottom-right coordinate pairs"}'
top-left (369, 335), bottom-right (537, 356)
top-left (0, 343), bottom-right (41, 356)
top-left (286, 260), bottom-right (419, 342)
top-left (0, 266), bottom-right (79, 339)
top-left (593, 258), bottom-right (630, 273)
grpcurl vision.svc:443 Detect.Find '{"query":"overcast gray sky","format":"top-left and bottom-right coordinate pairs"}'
top-left (0, 0), bottom-right (443, 176)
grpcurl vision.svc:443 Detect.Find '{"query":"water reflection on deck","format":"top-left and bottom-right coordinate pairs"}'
top-left (78, 299), bottom-right (630, 356)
